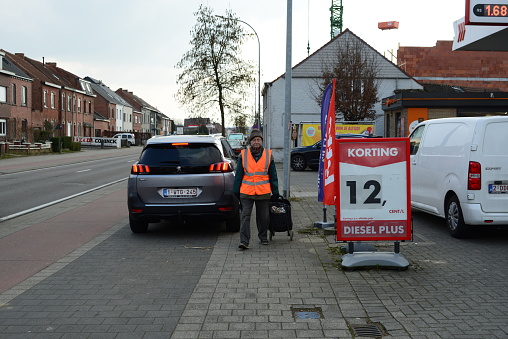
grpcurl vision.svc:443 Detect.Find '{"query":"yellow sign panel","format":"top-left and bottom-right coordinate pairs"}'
top-left (301, 124), bottom-right (375, 146)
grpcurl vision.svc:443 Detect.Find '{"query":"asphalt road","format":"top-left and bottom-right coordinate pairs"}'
top-left (0, 151), bottom-right (140, 219)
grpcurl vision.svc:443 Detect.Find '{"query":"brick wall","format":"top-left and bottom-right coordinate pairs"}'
top-left (398, 41), bottom-right (508, 91)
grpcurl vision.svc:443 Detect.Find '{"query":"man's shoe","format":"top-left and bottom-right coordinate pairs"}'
top-left (260, 241), bottom-right (269, 245)
top-left (238, 243), bottom-right (249, 250)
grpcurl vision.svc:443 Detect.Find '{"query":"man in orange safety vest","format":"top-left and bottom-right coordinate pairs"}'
top-left (233, 129), bottom-right (279, 250)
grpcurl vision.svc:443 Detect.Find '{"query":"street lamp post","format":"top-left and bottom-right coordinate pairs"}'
top-left (216, 15), bottom-right (261, 130)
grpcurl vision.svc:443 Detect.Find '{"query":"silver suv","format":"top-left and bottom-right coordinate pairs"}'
top-left (128, 135), bottom-right (240, 233)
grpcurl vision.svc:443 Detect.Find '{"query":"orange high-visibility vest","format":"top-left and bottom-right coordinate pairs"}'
top-left (240, 148), bottom-right (273, 195)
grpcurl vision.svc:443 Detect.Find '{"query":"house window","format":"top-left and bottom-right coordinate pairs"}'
top-left (12, 84), bottom-right (16, 104)
top-left (0, 119), bottom-right (6, 136)
top-left (88, 101), bottom-right (92, 114)
top-left (21, 86), bottom-right (27, 106)
top-left (0, 86), bottom-right (6, 102)
top-left (51, 92), bottom-right (55, 109)
top-left (44, 90), bottom-right (48, 107)
top-left (62, 93), bottom-right (65, 110)
top-left (67, 96), bottom-right (71, 111)
top-left (78, 98), bottom-right (81, 113)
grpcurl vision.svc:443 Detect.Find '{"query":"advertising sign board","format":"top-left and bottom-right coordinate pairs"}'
top-left (336, 138), bottom-right (412, 241)
top-left (73, 137), bottom-right (120, 148)
top-left (300, 123), bottom-right (375, 146)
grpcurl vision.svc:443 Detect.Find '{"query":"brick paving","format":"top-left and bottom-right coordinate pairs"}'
top-left (0, 149), bottom-right (507, 338)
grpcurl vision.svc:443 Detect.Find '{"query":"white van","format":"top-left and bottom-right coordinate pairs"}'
top-left (409, 116), bottom-right (508, 237)
top-left (113, 133), bottom-right (136, 146)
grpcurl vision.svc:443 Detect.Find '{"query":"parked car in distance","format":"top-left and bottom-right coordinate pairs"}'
top-left (113, 133), bottom-right (136, 146)
top-left (409, 116), bottom-right (508, 238)
top-left (228, 139), bottom-right (244, 156)
top-left (228, 133), bottom-right (247, 146)
top-left (127, 134), bottom-right (240, 233)
top-left (290, 133), bottom-right (379, 171)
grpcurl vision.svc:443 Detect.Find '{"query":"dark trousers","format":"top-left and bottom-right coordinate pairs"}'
top-left (239, 198), bottom-right (270, 245)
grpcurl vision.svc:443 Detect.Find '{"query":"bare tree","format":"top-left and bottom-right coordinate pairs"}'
top-left (315, 37), bottom-right (379, 121)
top-left (175, 5), bottom-right (255, 136)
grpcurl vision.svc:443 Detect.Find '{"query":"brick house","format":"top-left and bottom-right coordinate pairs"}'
top-left (116, 88), bottom-right (173, 136)
top-left (0, 51), bottom-right (33, 142)
top-left (85, 77), bottom-right (135, 135)
top-left (115, 89), bottom-right (149, 133)
top-left (44, 62), bottom-right (95, 137)
top-left (2, 50), bottom-right (95, 140)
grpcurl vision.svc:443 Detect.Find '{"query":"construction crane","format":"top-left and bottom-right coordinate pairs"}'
top-left (330, 0), bottom-right (343, 39)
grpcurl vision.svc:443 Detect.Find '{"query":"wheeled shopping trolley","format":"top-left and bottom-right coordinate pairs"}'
top-left (269, 194), bottom-right (294, 241)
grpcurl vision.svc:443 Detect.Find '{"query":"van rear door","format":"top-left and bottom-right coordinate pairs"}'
top-left (475, 120), bottom-right (508, 213)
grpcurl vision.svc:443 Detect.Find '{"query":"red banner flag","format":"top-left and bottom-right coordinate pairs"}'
top-left (323, 79), bottom-right (336, 205)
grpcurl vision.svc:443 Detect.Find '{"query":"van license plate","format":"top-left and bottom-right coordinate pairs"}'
top-left (489, 184), bottom-right (508, 194)
top-left (163, 188), bottom-right (197, 197)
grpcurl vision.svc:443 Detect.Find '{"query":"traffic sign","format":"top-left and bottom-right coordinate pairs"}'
top-left (335, 138), bottom-right (412, 241)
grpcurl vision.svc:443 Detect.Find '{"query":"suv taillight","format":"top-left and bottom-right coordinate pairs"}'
top-left (209, 162), bottom-right (232, 173)
top-left (468, 161), bottom-right (481, 190)
top-left (131, 164), bottom-right (150, 174)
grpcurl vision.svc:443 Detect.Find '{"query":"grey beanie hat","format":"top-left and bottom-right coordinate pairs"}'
top-left (249, 129), bottom-right (263, 142)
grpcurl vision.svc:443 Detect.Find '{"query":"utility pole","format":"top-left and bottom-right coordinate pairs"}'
top-left (283, 0), bottom-right (292, 198)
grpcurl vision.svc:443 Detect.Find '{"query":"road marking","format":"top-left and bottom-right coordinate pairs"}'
top-left (0, 178), bottom-right (127, 222)
top-left (76, 169), bottom-right (91, 173)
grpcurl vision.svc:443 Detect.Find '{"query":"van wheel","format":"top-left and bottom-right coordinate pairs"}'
top-left (129, 216), bottom-right (148, 233)
top-left (445, 195), bottom-right (470, 238)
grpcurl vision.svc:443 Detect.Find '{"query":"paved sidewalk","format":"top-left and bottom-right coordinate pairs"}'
top-left (168, 167), bottom-right (367, 338)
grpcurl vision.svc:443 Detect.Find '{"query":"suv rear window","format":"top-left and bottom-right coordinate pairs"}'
top-left (140, 143), bottom-right (222, 166)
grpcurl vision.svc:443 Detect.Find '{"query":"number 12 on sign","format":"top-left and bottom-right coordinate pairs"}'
top-left (336, 138), bottom-right (412, 241)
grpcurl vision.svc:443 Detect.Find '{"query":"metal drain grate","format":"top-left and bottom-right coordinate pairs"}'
top-left (349, 323), bottom-right (384, 338)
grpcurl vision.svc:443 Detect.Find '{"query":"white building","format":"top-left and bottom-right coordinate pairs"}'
top-left (262, 29), bottom-right (423, 160)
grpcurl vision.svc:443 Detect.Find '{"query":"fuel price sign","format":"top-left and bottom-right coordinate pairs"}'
top-left (336, 138), bottom-right (412, 241)
top-left (466, 0), bottom-right (508, 25)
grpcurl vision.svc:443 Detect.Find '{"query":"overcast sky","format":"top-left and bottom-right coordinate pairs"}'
top-left (2, 0), bottom-right (465, 124)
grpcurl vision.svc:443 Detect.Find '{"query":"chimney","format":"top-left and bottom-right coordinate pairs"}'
top-left (15, 53), bottom-right (25, 58)
top-left (46, 62), bottom-right (57, 67)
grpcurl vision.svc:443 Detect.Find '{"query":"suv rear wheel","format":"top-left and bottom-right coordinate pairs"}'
top-left (225, 212), bottom-right (240, 232)
top-left (129, 215), bottom-right (149, 233)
